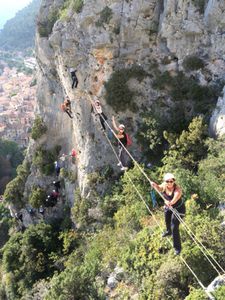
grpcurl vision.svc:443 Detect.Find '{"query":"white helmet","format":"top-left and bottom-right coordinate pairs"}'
top-left (163, 173), bottom-right (175, 181)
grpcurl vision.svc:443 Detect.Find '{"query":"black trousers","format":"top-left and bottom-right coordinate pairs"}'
top-left (99, 113), bottom-right (107, 130)
top-left (71, 76), bottom-right (78, 88)
top-left (164, 203), bottom-right (185, 251)
top-left (65, 109), bottom-right (73, 119)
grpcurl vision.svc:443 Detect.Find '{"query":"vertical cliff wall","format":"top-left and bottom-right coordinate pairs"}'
top-left (32, 0), bottom-right (225, 201)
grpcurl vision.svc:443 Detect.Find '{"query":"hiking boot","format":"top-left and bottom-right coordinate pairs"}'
top-left (121, 167), bottom-right (128, 171)
top-left (175, 249), bottom-right (181, 256)
top-left (162, 231), bottom-right (171, 237)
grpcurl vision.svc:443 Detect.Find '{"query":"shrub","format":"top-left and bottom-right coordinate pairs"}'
top-left (182, 287), bottom-right (208, 299)
top-left (31, 116), bottom-right (47, 140)
top-left (191, 0), bottom-right (206, 14)
top-left (162, 116), bottom-right (208, 171)
top-left (152, 71), bottom-right (220, 132)
top-left (71, 194), bottom-right (93, 230)
top-left (72, 0), bottom-right (84, 13)
top-left (29, 187), bottom-right (46, 208)
top-left (60, 168), bottom-right (77, 182)
top-left (33, 145), bottom-right (61, 176)
top-left (3, 161), bottom-right (30, 207)
top-left (183, 55), bottom-right (205, 71)
top-left (104, 65), bottom-right (148, 111)
top-left (37, 9), bottom-right (59, 38)
top-left (96, 6), bottom-right (113, 27)
top-left (2, 223), bottom-right (59, 299)
top-left (136, 113), bottom-right (162, 153)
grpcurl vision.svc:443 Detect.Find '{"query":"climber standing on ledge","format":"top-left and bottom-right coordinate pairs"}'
top-left (112, 116), bottom-right (128, 171)
top-left (151, 173), bottom-right (185, 255)
top-left (69, 67), bottom-right (78, 89)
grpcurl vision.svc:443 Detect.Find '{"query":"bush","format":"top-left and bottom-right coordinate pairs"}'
top-left (3, 161), bottom-right (30, 207)
top-left (185, 287), bottom-right (208, 299)
top-left (60, 168), bottom-right (77, 182)
top-left (136, 113), bottom-right (163, 153)
top-left (31, 116), bottom-right (47, 140)
top-left (104, 65), bottom-right (148, 111)
top-left (2, 223), bottom-right (60, 299)
top-left (37, 9), bottom-right (59, 38)
top-left (29, 187), bottom-right (46, 208)
top-left (191, 0), bottom-right (206, 14)
top-left (33, 145), bottom-right (61, 176)
top-left (183, 55), bottom-right (205, 71)
top-left (152, 71), bottom-right (220, 132)
top-left (96, 6), bottom-right (113, 27)
top-left (72, 0), bottom-right (84, 13)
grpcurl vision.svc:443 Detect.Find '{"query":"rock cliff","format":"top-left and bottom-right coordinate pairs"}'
top-left (26, 0), bottom-right (225, 210)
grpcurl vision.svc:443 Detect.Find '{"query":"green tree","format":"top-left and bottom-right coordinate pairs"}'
top-left (0, 0), bottom-right (41, 50)
top-left (2, 223), bottom-right (59, 299)
top-left (31, 116), bottom-right (47, 140)
top-left (162, 116), bottom-right (208, 171)
top-left (29, 187), bottom-right (46, 208)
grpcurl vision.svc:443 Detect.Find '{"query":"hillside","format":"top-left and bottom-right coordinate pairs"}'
top-left (0, 0), bottom-right (41, 51)
top-left (0, 0), bottom-right (225, 299)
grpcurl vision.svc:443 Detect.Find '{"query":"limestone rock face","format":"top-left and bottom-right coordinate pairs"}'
top-left (31, 0), bottom-right (225, 202)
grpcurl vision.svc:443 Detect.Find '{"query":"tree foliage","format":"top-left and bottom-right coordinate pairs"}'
top-left (0, 0), bottom-right (41, 50)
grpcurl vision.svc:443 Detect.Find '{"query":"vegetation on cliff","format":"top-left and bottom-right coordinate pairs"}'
top-left (0, 116), bottom-right (224, 299)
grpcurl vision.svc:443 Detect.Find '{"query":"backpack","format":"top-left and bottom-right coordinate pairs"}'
top-left (126, 133), bottom-right (132, 146)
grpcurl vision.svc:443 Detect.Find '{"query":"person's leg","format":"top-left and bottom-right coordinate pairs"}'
top-left (119, 147), bottom-right (127, 167)
top-left (75, 77), bottom-right (78, 88)
top-left (65, 110), bottom-right (73, 119)
top-left (164, 207), bottom-right (172, 234)
top-left (72, 77), bottom-right (76, 89)
top-left (171, 204), bottom-right (186, 253)
top-left (171, 213), bottom-right (181, 253)
top-left (99, 114), bottom-right (106, 130)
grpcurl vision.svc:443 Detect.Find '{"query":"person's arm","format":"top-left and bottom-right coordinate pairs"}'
top-left (112, 116), bottom-right (119, 131)
top-left (151, 182), bottom-right (164, 193)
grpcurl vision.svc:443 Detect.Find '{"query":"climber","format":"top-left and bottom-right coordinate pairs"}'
top-left (39, 206), bottom-right (44, 215)
top-left (71, 148), bottom-right (77, 158)
top-left (112, 116), bottom-right (128, 171)
top-left (61, 97), bottom-right (73, 119)
top-left (92, 99), bottom-right (108, 130)
top-left (71, 148), bottom-right (77, 164)
top-left (53, 180), bottom-right (61, 192)
top-left (54, 161), bottom-right (61, 176)
top-left (69, 67), bottom-right (78, 89)
top-left (151, 173), bottom-right (185, 255)
top-left (15, 212), bottom-right (23, 222)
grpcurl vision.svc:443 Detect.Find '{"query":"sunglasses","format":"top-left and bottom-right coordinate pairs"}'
top-left (166, 180), bottom-right (174, 183)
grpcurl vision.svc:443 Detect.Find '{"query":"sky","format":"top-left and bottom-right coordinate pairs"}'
top-left (0, 0), bottom-right (32, 29)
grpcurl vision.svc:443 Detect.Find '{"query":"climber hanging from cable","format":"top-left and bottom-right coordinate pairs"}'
top-left (69, 67), bottom-right (78, 89)
top-left (92, 98), bottom-right (108, 131)
top-left (61, 96), bottom-right (73, 119)
top-left (53, 180), bottom-right (61, 192)
top-left (112, 116), bottom-right (129, 171)
top-left (151, 173), bottom-right (185, 255)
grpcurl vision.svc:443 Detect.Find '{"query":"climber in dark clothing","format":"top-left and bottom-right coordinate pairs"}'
top-left (54, 161), bottom-right (61, 176)
top-left (112, 116), bottom-right (128, 171)
top-left (151, 173), bottom-right (185, 255)
top-left (92, 99), bottom-right (108, 130)
top-left (69, 68), bottom-right (78, 89)
top-left (53, 180), bottom-right (61, 192)
top-left (61, 97), bottom-right (73, 119)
